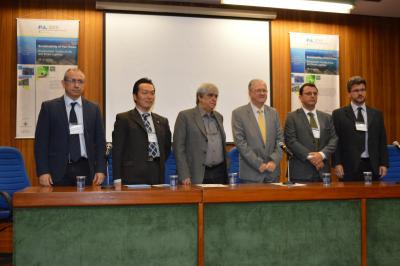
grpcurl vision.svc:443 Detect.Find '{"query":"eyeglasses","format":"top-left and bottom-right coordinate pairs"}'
top-left (64, 79), bottom-right (85, 85)
top-left (253, 89), bottom-right (268, 94)
top-left (303, 92), bottom-right (318, 96)
top-left (351, 88), bottom-right (366, 93)
top-left (207, 93), bottom-right (218, 98)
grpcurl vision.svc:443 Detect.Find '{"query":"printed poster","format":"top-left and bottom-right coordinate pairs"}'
top-left (16, 19), bottom-right (79, 138)
top-left (289, 32), bottom-right (340, 113)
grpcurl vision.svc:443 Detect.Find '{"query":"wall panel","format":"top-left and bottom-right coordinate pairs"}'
top-left (0, 1), bottom-right (399, 185)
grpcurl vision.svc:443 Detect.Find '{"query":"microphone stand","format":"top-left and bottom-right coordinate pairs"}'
top-left (283, 152), bottom-right (295, 185)
top-left (102, 147), bottom-right (114, 189)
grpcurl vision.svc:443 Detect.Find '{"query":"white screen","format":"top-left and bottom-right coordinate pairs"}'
top-left (105, 12), bottom-right (271, 142)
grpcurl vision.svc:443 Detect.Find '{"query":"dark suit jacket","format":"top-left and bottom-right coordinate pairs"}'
top-left (284, 109), bottom-right (338, 180)
top-left (332, 104), bottom-right (388, 179)
top-left (112, 108), bottom-right (171, 184)
top-left (34, 96), bottom-right (106, 184)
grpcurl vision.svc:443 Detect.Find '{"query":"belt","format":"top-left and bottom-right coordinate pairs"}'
top-left (147, 157), bottom-right (160, 162)
top-left (361, 157), bottom-right (370, 161)
top-left (67, 157), bottom-right (88, 165)
top-left (205, 162), bottom-right (224, 169)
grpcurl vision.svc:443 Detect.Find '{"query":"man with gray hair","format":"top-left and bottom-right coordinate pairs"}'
top-left (232, 79), bottom-right (283, 183)
top-left (173, 83), bottom-right (227, 184)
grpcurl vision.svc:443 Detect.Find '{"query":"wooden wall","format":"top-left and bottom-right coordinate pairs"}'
top-left (0, 0), bottom-right (399, 185)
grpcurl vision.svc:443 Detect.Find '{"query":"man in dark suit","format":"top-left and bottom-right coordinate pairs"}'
top-left (333, 76), bottom-right (388, 181)
top-left (173, 83), bottom-right (227, 185)
top-left (284, 83), bottom-right (337, 182)
top-left (35, 68), bottom-right (106, 186)
top-left (112, 78), bottom-right (171, 185)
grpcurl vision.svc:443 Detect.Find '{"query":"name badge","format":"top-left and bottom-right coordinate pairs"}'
top-left (355, 122), bottom-right (367, 132)
top-left (70, 124), bottom-right (83, 135)
top-left (312, 128), bottom-right (320, 138)
top-left (148, 133), bottom-right (158, 142)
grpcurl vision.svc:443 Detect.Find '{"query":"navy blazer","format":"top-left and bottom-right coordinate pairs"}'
top-left (34, 96), bottom-right (106, 183)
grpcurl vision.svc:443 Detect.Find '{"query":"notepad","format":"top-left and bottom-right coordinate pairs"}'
top-left (152, 184), bottom-right (171, 188)
top-left (124, 184), bottom-right (151, 189)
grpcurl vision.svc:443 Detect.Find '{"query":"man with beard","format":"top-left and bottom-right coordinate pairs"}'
top-left (332, 76), bottom-right (388, 181)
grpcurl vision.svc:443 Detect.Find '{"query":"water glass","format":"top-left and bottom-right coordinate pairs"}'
top-left (76, 176), bottom-right (86, 190)
top-left (363, 171), bottom-right (373, 185)
top-left (228, 173), bottom-right (238, 186)
top-left (322, 173), bottom-right (331, 186)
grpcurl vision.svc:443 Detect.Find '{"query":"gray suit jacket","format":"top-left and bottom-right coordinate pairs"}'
top-left (173, 106), bottom-right (227, 184)
top-left (232, 103), bottom-right (283, 182)
top-left (284, 108), bottom-right (338, 180)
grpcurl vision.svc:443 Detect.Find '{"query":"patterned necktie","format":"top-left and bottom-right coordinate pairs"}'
top-left (257, 109), bottom-right (266, 144)
top-left (141, 113), bottom-right (160, 158)
top-left (69, 102), bottom-right (81, 162)
top-left (308, 112), bottom-right (319, 148)
top-left (308, 112), bottom-right (318, 129)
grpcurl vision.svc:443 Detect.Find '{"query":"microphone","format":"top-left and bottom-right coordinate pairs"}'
top-left (102, 142), bottom-right (114, 189)
top-left (105, 142), bottom-right (113, 157)
top-left (393, 141), bottom-right (400, 150)
top-left (279, 142), bottom-right (293, 158)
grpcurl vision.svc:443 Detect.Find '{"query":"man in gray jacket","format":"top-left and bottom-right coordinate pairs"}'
top-left (173, 83), bottom-right (227, 185)
top-left (284, 83), bottom-right (337, 182)
top-left (232, 79), bottom-right (283, 183)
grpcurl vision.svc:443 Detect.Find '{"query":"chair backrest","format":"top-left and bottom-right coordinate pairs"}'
top-left (384, 145), bottom-right (400, 182)
top-left (227, 147), bottom-right (240, 177)
top-left (164, 151), bottom-right (177, 184)
top-left (0, 146), bottom-right (31, 211)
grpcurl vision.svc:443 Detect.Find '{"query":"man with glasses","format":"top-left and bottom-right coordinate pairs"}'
top-left (284, 83), bottom-right (337, 182)
top-left (332, 76), bottom-right (388, 181)
top-left (112, 78), bottom-right (171, 185)
top-left (174, 83), bottom-right (227, 184)
top-left (232, 79), bottom-right (283, 183)
top-left (35, 68), bottom-right (106, 186)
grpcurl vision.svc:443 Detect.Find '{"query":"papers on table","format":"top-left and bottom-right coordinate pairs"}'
top-left (271, 182), bottom-right (307, 187)
top-left (124, 184), bottom-right (151, 189)
top-left (195, 184), bottom-right (229, 188)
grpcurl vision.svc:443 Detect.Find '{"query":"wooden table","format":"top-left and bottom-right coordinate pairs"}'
top-left (13, 182), bottom-right (400, 266)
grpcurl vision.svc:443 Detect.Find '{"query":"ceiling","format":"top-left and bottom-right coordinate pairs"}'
top-left (153, 0), bottom-right (400, 18)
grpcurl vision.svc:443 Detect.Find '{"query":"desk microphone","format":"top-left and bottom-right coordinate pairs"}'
top-left (393, 141), bottom-right (400, 150)
top-left (105, 142), bottom-right (113, 157)
top-left (102, 142), bottom-right (114, 189)
top-left (279, 142), bottom-right (294, 158)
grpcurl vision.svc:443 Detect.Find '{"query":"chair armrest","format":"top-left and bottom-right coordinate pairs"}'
top-left (0, 191), bottom-right (11, 210)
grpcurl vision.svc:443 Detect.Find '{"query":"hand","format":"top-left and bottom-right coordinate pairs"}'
top-left (315, 161), bottom-right (325, 171)
top-left (258, 163), bottom-right (269, 173)
top-left (182, 177), bottom-right (192, 185)
top-left (92, 172), bottom-right (105, 185)
top-left (379, 166), bottom-right (388, 178)
top-left (265, 161), bottom-right (276, 172)
top-left (335, 164), bottom-right (344, 178)
top-left (307, 152), bottom-right (323, 167)
top-left (39, 174), bottom-right (53, 186)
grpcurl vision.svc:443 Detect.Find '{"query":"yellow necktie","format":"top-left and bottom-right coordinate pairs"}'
top-left (257, 109), bottom-right (266, 144)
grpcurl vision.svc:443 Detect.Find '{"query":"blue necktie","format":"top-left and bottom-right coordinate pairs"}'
top-left (141, 113), bottom-right (160, 158)
top-left (69, 102), bottom-right (81, 162)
